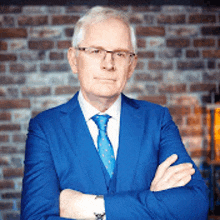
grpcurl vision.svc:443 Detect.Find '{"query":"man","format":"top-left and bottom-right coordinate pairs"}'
top-left (21, 6), bottom-right (209, 220)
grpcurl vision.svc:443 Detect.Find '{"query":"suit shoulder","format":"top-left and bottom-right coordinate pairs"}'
top-left (32, 97), bottom-right (74, 124)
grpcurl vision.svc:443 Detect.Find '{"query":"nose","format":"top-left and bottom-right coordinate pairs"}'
top-left (101, 52), bottom-right (115, 71)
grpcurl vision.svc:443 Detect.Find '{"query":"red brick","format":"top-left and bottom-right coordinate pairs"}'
top-left (0, 201), bottom-right (13, 210)
top-left (40, 63), bottom-right (69, 72)
top-left (180, 127), bottom-right (203, 137)
top-left (9, 64), bottom-right (36, 73)
top-left (137, 39), bottom-right (146, 48)
top-left (203, 50), bottom-right (220, 58)
top-left (134, 72), bottom-right (163, 82)
top-left (52, 15), bottom-right (80, 25)
top-left (135, 62), bottom-right (144, 70)
top-left (18, 15), bottom-right (48, 26)
top-left (159, 84), bottom-right (186, 93)
top-left (0, 146), bottom-right (17, 154)
top-left (13, 134), bottom-right (26, 143)
top-left (124, 85), bottom-right (145, 94)
top-left (0, 157), bottom-right (9, 165)
top-left (190, 83), bottom-right (216, 92)
top-left (158, 49), bottom-right (182, 58)
top-left (173, 115), bottom-right (183, 126)
top-left (137, 51), bottom-right (155, 58)
top-left (3, 167), bottom-right (23, 178)
top-left (57, 40), bottom-right (72, 49)
top-left (132, 6), bottom-right (161, 12)
top-left (194, 38), bottom-right (215, 47)
top-left (177, 61), bottom-right (204, 70)
top-left (157, 14), bottom-right (185, 24)
top-left (148, 61), bottom-right (173, 70)
top-left (0, 6), bottom-right (22, 13)
top-left (65, 28), bottom-right (74, 37)
top-left (0, 124), bottom-right (20, 131)
top-left (187, 115), bottom-right (201, 126)
top-left (22, 87), bottom-right (51, 97)
top-left (186, 50), bottom-right (200, 58)
top-left (207, 61), bottom-right (215, 69)
top-left (1, 16), bottom-right (15, 26)
top-left (2, 192), bottom-right (21, 199)
top-left (0, 54), bottom-right (17, 62)
top-left (0, 99), bottom-right (30, 109)
top-left (29, 40), bottom-right (54, 50)
top-left (0, 76), bottom-right (26, 85)
top-left (136, 27), bottom-right (165, 36)
top-left (0, 135), bottom-right (9, 142)
top-left (0, 64), bottom-right (5, 72)
top-left (202, 26), bottom-right (220, 35)
top-left (0, 180), bottom-right (14, 189)
top-left (143, 15), bottom-right (154, 24)
top-left (194, 106), bottom-right (207, 115)
top-left (55, 86), bottom-right (79, 95)
top-left (65, 5), bottom-right (89, 13)
top-left (129, 14), bottom-right (144, 24)
top-left (0, 41), bottom-right (7, 50)
top-left (190, 149), bottom-right (207, 158)
top-left (189, 14), bottom-right (216, 24)
top-left (20, 51), bottom-right (45, 61)
top-left (138, 95), bottom-right (167, 105)
top-left (168, 106), bottom-right (190, 115)
top-left (167, 39), bottom-right (190, 47)
top-left (50, 52), bottom-right (64, 60)
top-left (0, 112), bottom-right (11, 121)
top-left (0, 28), bottom-right (27, 38)
top-left (203, 72), bottom-right (220, 81)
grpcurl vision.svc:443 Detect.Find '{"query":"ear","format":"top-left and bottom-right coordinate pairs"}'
top-left (67, 47), bottom-right (78, 74)
top-left (127, 55), bottom-right (138, 79)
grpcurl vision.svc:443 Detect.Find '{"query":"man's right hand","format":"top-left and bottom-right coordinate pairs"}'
top-left (150, 154), bottom-right (195, 192)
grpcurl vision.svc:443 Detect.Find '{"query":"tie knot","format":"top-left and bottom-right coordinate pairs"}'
top-left (92, 114), bottom-right (111, 131)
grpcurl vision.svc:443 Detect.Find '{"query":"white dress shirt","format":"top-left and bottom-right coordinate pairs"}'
top-left (78, 91), bottom-right (121, 158)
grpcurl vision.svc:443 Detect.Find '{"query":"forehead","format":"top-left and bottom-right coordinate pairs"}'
top-left (81, 18), bottom-right (133, 51)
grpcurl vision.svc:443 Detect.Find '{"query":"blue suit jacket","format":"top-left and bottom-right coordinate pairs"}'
top-left (21, 92), bottom-right (209, 220)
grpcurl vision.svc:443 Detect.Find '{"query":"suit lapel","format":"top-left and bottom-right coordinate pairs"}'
top-left (115, 94), bottom-right (144, 192)
top-left (59, 93), bottom-right (108, 193)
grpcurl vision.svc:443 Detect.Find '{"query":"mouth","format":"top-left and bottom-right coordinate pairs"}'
top-left (94, 77), bottom-right (116, 82)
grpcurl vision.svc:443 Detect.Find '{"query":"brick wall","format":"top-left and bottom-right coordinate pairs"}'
top-left (0, 4), bottom-right (220, 219)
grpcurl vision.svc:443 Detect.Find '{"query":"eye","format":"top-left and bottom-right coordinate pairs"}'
top-left (116, 52), bottom-right (126, 58)
top-left (90, 49), bottom-right (101, 54)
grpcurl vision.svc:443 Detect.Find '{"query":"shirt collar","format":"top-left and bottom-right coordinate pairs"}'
top-left (78, 90), bottom-right (121, 122)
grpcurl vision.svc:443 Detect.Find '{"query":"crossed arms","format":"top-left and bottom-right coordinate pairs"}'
top-left (60, 154), bottom-right (197, 219)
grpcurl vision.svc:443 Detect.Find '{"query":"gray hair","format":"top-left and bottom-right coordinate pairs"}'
top-left (72, 6), bottom-right (137, 53)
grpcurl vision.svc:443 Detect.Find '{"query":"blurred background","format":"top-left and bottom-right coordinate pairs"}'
top-left (0, 0), bottom-right (220, 219)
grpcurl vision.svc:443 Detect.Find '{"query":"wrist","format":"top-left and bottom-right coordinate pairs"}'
top-left (93, 195), bottom-right (105, 220)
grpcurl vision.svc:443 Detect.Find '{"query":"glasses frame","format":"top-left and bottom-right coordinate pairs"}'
top-left (75, 47), bottom-right (136, 63)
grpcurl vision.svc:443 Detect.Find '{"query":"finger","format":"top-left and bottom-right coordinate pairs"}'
top-left (167, 168), bottom-right (195, 187)
top-left (151, 154), bottom-right (178, 185)
top-left (160, 154), bottom-right (178, 170)
top-left (172, 174), bottom-right (193, 188)
top-left (163, 165), bottom-right (194, 184)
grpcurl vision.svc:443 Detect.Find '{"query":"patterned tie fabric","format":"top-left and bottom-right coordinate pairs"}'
top-left (92, 114), bottom-right (115, 178)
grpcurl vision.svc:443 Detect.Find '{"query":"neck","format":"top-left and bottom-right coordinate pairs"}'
top-left (82, 92), bottom-right (119, 112)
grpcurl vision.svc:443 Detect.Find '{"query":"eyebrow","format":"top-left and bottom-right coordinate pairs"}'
top-left (89, 45), bottom-right (133, 53)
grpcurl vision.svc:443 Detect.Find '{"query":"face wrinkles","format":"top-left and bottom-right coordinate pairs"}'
top-left (68, 17), bottom-right (137, 109)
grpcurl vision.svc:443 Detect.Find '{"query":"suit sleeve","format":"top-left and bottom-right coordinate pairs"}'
top-left (21, 118), bottom-right (73, 220)
top-left (104, 107), bottom-right (209, 220)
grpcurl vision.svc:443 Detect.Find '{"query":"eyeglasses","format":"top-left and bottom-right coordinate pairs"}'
top-left (76, 47), bottom-right (136, 63)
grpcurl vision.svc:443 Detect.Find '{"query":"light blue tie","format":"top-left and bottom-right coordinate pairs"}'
top-left (92, 114), bottom-right (115, 178)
